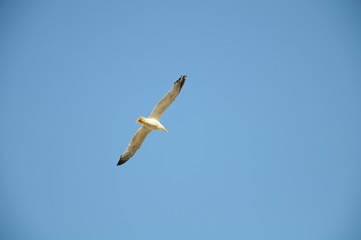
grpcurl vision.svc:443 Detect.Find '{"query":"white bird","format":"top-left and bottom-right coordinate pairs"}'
top-left (117, 75), bottom-right (187, 166)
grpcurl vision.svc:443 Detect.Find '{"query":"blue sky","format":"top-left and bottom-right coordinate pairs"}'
top-left (1, 0), bottom-right (361, 239)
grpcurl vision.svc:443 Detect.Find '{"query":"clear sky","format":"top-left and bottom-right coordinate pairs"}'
top-left (1, 1), bottom-right (361, 239)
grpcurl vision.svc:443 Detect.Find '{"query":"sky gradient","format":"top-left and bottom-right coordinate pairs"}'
top-left (1, 1), bottom-right (361, 239)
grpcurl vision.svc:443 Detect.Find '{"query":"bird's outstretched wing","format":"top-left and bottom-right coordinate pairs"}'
top-left (117, 126), bottom-right (152, 166)
top-left (149, 75), bottom-right (186, 120)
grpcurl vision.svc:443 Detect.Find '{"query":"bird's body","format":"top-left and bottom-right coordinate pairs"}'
top-left (117, 75), bottom-right (187, 166)
top-left (136, 116), bottom-right (168, 132)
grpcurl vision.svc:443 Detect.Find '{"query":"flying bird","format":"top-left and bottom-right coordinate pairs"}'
top-left (117, 75), bottom-right (187, 166)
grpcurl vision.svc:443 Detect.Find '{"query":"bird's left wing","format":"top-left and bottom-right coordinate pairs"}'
top-left (117, 126), bottom-right (152, 166)
top-left (149, 75), bottom-right (186, 120)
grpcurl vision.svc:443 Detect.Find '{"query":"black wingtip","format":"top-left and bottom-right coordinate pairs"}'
top-left (180, 75), bottom-right (187, 81)
top-left (117, 157), bottom-right (126, 166)
top-left (175, 75), bottom-right (186, 89)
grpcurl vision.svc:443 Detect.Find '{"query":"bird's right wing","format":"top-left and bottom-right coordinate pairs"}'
top-left (149, 75), bottom-right (186, 120)
top-left (117, 126), bottom-right (152, 166)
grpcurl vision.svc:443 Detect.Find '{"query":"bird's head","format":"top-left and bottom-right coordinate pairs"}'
top-left (136, 116), bottom-right (146, 124)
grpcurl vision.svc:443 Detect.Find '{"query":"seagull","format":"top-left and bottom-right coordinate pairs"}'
top-left (117, 75), bottom-right (187, 166)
